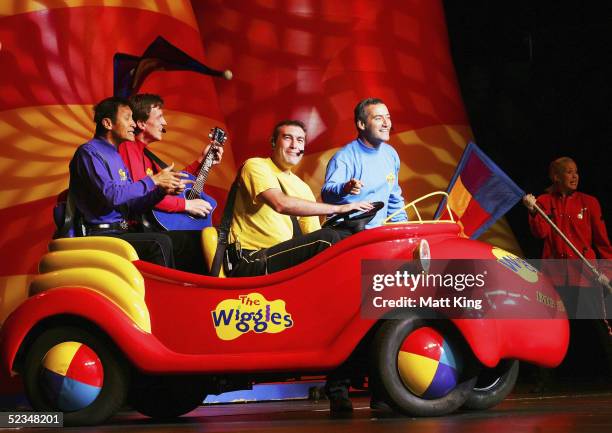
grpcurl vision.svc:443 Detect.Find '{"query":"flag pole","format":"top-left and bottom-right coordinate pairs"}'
top-left (531, 202), bottom-right (612, 294)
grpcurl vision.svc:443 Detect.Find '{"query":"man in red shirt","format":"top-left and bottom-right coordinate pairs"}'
top-left (119, 94), bottom-right (222, 217)
top-left (523, 157), bottom-right (611, 292)
top-left (523, 157), bottom-right (611, 382)
top-left (119, 94), bottom-right (223, 273)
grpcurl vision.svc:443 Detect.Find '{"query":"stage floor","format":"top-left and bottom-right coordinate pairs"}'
top-left (16, 389), bottom-right (612, 433)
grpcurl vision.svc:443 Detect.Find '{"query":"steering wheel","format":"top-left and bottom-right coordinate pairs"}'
top-left (322, 201), bottom-right (385, 232)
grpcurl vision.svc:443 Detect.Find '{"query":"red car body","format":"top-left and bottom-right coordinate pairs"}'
top-left (0, 221), bottom-right (569, 424)
top-left (1, 223), bottom-right (568, 374)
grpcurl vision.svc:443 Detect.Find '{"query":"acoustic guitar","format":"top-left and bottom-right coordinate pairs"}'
top-left (151, 127), bottom-right (227, 230)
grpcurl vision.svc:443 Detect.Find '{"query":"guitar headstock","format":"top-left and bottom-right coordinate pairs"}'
top-left (208, 127), bottom-right (227, 147)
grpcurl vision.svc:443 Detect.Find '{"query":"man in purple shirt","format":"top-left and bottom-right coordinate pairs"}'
top-left (69, 96), bottom-right (189, 267)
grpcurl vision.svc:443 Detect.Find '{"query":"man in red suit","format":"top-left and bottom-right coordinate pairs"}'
top-left (119, 94), bottom-right (222, 218)
top-left (523, 157), bottom-right (611, 293)
top-left (523, 157), bottom-right (611, 384)
top-left (118, 94), bottom-right (223, 273)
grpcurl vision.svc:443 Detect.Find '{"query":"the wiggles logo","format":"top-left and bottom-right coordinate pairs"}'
top-left (492, 247), bottom-right (539, 283)
top-left (211, 293), bottom-right (294, 341)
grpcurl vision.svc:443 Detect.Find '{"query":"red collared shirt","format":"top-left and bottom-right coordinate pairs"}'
top-left (118, 140), bottom-right (200, 212)
top-left (529, 191), bottom-right (611, 286)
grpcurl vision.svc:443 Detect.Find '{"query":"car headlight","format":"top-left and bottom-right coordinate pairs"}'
top-left (413, 239), bottom-right (430, 274)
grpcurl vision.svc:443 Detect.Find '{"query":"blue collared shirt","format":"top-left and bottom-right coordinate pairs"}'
top-left (322, 138), bottom-right (408, 228)
top-left (69, 137), bottom-right (164, 224)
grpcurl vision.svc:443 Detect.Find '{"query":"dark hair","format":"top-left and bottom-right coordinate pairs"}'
top-left (354, 97), bottom-right (385, 129)
top-left (129, 94), bottom-right (164, 134)
top-left (270, 120), bottom-right (306, 146)
top-left (93, 96), bottom-right (131, 137)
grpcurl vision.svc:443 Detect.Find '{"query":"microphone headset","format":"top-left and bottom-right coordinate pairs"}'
top-left (271, 137), bottom-right (305, 155)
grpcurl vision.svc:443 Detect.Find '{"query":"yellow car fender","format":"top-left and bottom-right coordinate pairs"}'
top-left (30, 268), bottom-right (151, 333)
top-left (38, 250), bottom-right (144, 295)
top-left (49, 236), bottom-right (139, 261)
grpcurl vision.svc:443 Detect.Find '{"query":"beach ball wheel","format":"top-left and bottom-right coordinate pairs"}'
top-left (23, 326), bottom-right (128, 426)
top-left (40, 341), bottom-right (104, 411)
top-left (370, 318), bottom-right (478, 416)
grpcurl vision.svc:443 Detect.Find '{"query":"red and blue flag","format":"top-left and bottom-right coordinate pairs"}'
top-left (435, 142), bottom-right (525, 239)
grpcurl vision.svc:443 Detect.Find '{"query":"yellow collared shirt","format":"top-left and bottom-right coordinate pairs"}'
top-left (230, 157), bottom-right (321, 250)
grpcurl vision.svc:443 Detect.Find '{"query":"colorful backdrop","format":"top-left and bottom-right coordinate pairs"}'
top-left (0, 0), bottom-right (519, 336)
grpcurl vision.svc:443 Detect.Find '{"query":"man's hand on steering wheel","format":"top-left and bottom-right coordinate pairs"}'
top-left (336, 201), bottom-right (373, 214)
top-left (322, 201), bottom-right (384, 231)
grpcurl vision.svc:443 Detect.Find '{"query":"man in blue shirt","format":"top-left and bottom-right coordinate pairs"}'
top-left (322, 97), bottom-right (408, 228)
top-left (321, 97), bottom-right (408, 413)
top-left (69, 96), bottom-right (189, 267)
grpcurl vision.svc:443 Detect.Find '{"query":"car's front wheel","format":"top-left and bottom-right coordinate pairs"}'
top-left (23, 325), bottom-right (129, 426)
top-left (370, 317), bottom-right (478, 416)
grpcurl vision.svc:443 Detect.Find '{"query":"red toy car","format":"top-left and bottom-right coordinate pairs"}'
top-left (0, 193), bottom-right (569, 425)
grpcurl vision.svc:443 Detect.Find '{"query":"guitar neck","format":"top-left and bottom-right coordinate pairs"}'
top-left (187, 146), bottom-right (216, 199)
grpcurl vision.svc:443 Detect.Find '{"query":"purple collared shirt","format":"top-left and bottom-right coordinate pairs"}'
top-left (69, 137), bottom-right (164, 224)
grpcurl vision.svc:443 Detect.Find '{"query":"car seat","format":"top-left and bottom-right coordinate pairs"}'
top-left (202, 227), bottom-right (226, 277)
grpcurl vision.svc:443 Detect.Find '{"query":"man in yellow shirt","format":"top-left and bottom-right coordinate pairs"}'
top-left (228, 120), bottom-right (372, 277)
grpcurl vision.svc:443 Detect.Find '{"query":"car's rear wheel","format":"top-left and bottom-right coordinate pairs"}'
top-left (23, 325), bottom-right (128, 426)
top-left (129, 374), bottom-right (208, 419)
top-left (462, 360), bottom-right (519, 410)
top-left (370, 317), bottom-right (478, 416)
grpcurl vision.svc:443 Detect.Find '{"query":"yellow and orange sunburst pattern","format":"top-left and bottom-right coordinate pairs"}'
top-left (0, 1), bottom-right (234, 324)
top-left (0, 0), bottom-right (521, 327)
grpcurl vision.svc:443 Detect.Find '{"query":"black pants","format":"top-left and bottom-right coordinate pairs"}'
top-left (230, 228), bottom-right (344, 277)
top-left (163, 230), bottom-right (206, 274)
top-left (556, 285), bottom-right (609, 319)
top-left (99, 230), bottom-right (205, 274)
top-left (99, 231), bottom-right (176, 268)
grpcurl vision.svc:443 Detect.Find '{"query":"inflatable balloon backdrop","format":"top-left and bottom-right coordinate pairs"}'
top-left (0, 0), bottom-right (520, 337)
